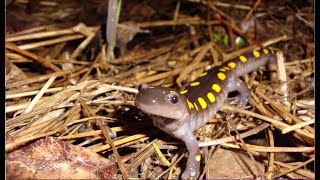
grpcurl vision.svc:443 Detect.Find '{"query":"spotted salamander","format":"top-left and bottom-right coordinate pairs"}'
top-left (135, 48), bottom-right (276, 179)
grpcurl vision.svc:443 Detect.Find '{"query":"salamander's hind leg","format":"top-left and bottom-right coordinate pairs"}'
top-left (227, 78), bottom-right (251, 108)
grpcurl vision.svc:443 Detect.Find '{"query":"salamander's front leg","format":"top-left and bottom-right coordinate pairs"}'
top-left (227, 78), bottom-right (251, 107)
top-left (179, 131), bottom-right (201, 179)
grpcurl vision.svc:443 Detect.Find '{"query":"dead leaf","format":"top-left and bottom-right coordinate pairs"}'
top-left (6, 137), bottom-right (117, 179)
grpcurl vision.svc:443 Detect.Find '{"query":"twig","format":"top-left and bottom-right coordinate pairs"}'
top-left (96, 118), bottom-right (129, 179)
top-left (244, 0), bottom-right (262, 21)
top-left (271, 160), bottom-right (314, 178)
top-left (58, 125), bottom-right (135, 140)
top-left (281, 119), bottom-right (315, 134)
top-left (221, 104), bottom-right (314, 140)
top-left (272, 157), bottom-right (314, 178)
top-left (23, 76), bottom-right (56, 113)
top-left (227, 118), bottom-right (264, 178)
top-left (199, 123), bottom-right (269, 147)
top-left (216, 18), bottom-right (263, 47)
top-left (255, 88), bottom-right (314, 134)
top-left (266, 127), bottom-right (275, 179)
top-left (92, 131), bottom-right (155, 152)
top-left (6, 87), bottom-right (64, 99)
top-left (275, 50), bottom-right (291, 112)
top-left (6, 28), bottom-right (75, 42)
top-left (137, 18), bottom-right (220, 28)
top-left (6, 43), bottom-right (62, 72)
top-left (17, 34), bottom-right (84, 50)
top-left (220, 143), bottom-right (314, 153)
top-left (6, 69), bottom-right (71, 89)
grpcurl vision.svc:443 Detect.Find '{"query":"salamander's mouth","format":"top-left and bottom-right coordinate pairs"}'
top-left (135, 96), bottom-right (184, 120)
top-left (135, 100), bottom-right (165, 117)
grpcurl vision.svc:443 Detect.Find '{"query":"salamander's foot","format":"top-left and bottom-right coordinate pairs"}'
top-left (227, 79), bottom-right (251, 108)
top-left (181, 167), bottom-right (199, 180)
top-left (229, 95), bottom-right (250, 108)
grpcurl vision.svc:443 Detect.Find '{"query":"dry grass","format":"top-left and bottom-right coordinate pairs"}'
top-left (6, 0), bottom-right (314, 179)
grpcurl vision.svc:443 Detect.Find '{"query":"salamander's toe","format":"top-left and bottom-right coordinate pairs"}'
top-left (229, 95), bottom-right (250, 108)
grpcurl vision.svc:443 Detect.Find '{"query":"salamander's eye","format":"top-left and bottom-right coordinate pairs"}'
top-left (168, 93), bottom-right (179, 104)
top-left (138, 84), bottom-right (148, 92)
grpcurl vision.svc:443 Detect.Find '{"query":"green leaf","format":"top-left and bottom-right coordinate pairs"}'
top-left (223, 34), bottom-right (229, 46)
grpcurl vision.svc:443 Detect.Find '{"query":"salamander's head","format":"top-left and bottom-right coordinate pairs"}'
top-left (135, 84), bottom-right (189, 120)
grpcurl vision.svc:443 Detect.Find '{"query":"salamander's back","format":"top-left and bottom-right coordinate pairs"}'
top-left (178, 48), bottom-right (276, 130)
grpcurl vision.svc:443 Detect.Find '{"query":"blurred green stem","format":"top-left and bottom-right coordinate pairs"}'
top-left (106, 0), bottom-right (122, 62)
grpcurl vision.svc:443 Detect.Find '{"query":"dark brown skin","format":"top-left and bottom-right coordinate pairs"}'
top-left (135, 48), bottom-right (276, 179)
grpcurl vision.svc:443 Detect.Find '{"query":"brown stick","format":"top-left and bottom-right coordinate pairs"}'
top-left (6, 69), bottom-right (72, 89)
top-left (6, 43), bottom-right (62, 72)
top-left (244, 0), bottom-right (263, 21)
top-left (217, 19), bottom-right (264, 48)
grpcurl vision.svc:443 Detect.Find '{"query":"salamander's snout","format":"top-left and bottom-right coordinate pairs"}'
top-left (135, 84), bottom-right (151, 110)
top-left (134, 85), bottom-right (188, 120)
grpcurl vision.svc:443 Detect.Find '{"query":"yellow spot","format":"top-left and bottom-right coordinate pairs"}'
top-left (212, 84), bottom-right (221, 92)
top-left (223, 66), bottom-right (230, 71)
top-left (180, 89), bottom-right (188, 94)
top-left (217, 72), bottom-right (226, 80)
top-left (200, 72), bottom-right (207, 77)
top-left (239, 55), bottom-right (247, 62)
top-left (219, 68), bottom-right (226, 72)
top-left (187, 99), bottom-right (194, 109)
top-left (263, 49), bottom-right (269, 54)
top-left (198, 97), bottom-right (207, 109)
top-left (196, 155), bottom-right (201, 161)
top-left (190, 82), bottom-right (200, 86)
top-left (253, 50), bottom-right (260, 58)
top-left (247, 84), bottom-right (251, 89)
top-left (228, 62), bottom-right (236, 68)
top-left (207, 92), bottom-right (216, 103)
top-left (193, 103), bottom-right (199, 111)
top-left (170, 90), bottom-right (175, 93)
